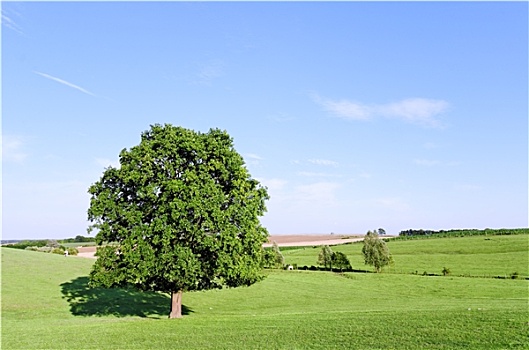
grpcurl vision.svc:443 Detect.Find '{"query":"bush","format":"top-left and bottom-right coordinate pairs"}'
top-left (67, 247), bottom-right (79, 256)
top-left (24, 246), bottom-right (40, 251)
top-left (511, 272), bottom-right (519, 280)
top-left (37, 246), bottom-right (53, 253)
top-left (51, 247), bottom-right (65, 255)
top-left (442, 267), bottom-right (451, 276)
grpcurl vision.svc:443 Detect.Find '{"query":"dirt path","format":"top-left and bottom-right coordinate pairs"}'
top-left (74, 234), bottom-right (365, 259)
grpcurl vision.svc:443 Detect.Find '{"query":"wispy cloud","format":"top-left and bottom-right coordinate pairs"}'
top-left (2, 135), bottom-right (28, 163)
top-left (34, 71), bottom-right (96, 97)
top-left (245, 153), bottom-right (263, 166)
top-left (308, 158), bottom-right (338, 166)
top-left (379, 98), bottom-right (449, 127)
top-left (195, 60), bottom-right (225, 86)
top-left (245, 153), bottom-right (263, 161)
top-left (312, 94), bottom-right (449, 128)
top-left (2, 9), bottom-right (24, 35)
top-left (312, 95), bottom-right (371, 121)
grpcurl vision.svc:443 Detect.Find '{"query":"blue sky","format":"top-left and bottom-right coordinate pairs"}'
top-left (2, 1), bottom-right (527, 240)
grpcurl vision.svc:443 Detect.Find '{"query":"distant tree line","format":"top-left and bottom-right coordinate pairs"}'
top-left (2, 235), bottom-right (94, 249)
top-left (397, 228), bottom-right (529, 240)
top-left (3, 240), bottom-right (49, 250)
top-left (59, 235), bottom-right (94, 243)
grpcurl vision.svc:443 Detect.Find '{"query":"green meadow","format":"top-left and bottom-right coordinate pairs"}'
top-left (283, 235), bottom-right (529, 277)
top-left (2, 234), bottom-right (528, 349)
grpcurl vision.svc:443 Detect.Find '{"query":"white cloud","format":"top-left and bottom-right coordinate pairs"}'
top-left (34, 71), bottom-right (96, 97)
top-left (2, 135), bottom-right (28, 163)
top-left (313, 94), bottom-right (449, 128)
top-left (308, 158), bottom-right (338, 166)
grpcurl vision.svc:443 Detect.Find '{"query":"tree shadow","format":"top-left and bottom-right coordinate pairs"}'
top-left (60, 277), bottom-right (193, 318)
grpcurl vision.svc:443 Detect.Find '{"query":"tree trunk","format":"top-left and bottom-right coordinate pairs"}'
top-left (169, 290), bottom-right (183, 319)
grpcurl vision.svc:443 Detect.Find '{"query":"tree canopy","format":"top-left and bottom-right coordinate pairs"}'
top-left (270, 241), bottom-right (285, 268)
top-left (87, 124), bottom-right (269, 318)
top-left (331, 251), bottom-right (351, 271)
top-left (318, 245), bottom-right (334, 270)
top-left (362, 230), bottom-right (392, 273)
top-left (318, 245), bottom-right (352, 272)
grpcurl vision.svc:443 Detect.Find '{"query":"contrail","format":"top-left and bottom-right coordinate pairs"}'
top-left (34, 71), bottom-right (96, 97)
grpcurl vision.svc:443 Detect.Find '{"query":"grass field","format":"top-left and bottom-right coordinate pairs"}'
top-left (2, 236), bottom-right (528, 349)
top-left (282, 235), bottom-right (529, 278)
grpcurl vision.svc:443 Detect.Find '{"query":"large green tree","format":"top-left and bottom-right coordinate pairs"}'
top-left (87, 124), bottom-right (270, 318)
top-left (362, 230), bottom-right (392, 273)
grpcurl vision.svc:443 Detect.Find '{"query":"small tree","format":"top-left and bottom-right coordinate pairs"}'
top-left (271, 241), bottom-right (284, 268)
top-left (331, 251), bottom-right (351, 272)
top-left (362, 230), bottom-right (392, 273)
top-left (87, 124), bottom-right (269, 318)
top-left (318, 245), bottom-right (334, 270)
top-left (378, 228), bottom-right (386, 236)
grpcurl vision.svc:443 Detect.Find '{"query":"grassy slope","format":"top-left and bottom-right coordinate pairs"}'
top-left (283, 235), bottom-right (529, 277)
top-left (2, 239), bottom-right (529, 349)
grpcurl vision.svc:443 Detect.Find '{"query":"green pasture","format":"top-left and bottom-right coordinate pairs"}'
top-left (2, 237), bottom-right (529, 349)
top-left (283, 234), bottom-right (529, 277)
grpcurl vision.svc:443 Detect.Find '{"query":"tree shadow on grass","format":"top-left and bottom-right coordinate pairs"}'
top-left (60, 277), bottom-right (193, 318)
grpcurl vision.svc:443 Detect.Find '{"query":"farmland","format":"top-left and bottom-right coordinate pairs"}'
top-left (2, 234), bottom-right (528, 349)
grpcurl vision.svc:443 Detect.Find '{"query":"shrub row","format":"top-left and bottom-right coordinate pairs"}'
top-left (4, 240), bottom-right (49, 250)
top-left (396, 228), bottom-right (529, 240)
top-left (271, 264), bottom-right (370, 273)
top-left (23, 246), bottom-right (78, 256)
